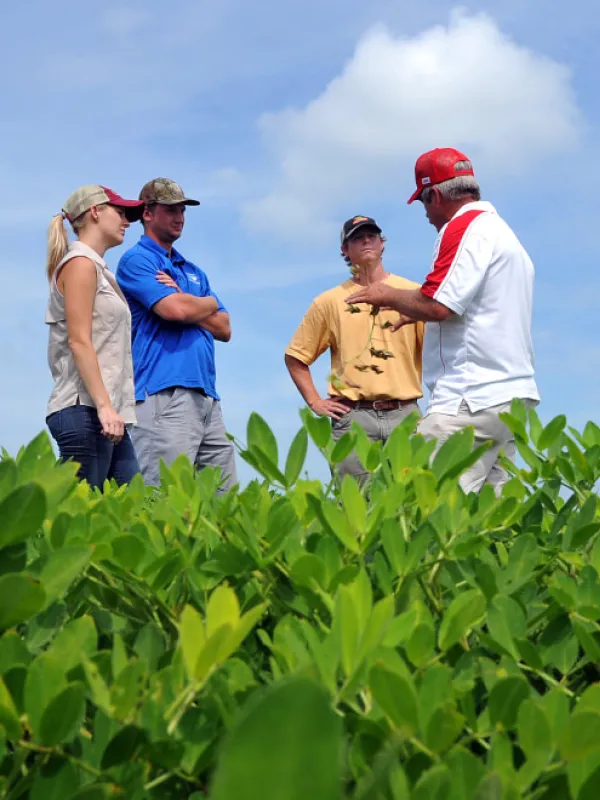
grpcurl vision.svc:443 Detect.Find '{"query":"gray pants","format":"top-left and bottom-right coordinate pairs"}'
top-left (418, 399), bottom-right (536, 495)
top-left (131, 387), bottom-right (237, 492)
top-left (331, 401), bottom-right (421, 484)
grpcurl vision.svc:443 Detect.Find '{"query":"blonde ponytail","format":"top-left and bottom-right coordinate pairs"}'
top-left (46, 214), bottom-right (69, 283)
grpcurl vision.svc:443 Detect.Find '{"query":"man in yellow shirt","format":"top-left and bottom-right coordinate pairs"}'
top-left (285, 215), bottom-right (424, 483)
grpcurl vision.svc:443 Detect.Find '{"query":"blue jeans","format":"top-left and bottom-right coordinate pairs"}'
top-left (46, 404), bottom-right (140, 489)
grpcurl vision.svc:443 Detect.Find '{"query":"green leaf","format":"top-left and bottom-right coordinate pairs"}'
top-left (487, 595), bottom-right (526, 660)
top-left (210, 678), bottom-right (342, 800)
top-left (0, 631), bottom-right (32, 673)
top-left (39, 546), bottom-right (91, 606)
top-left (488, 676), bottom-right (530, 730)
top-left (406, 620), bottom-right (435, 667)
top-left (382, 610), bottom-right (418, 648)
top-left (207, 584), bottom-right (241, 638)
top-left (110, 535), bottom-right (145, 570)
top-left (320, 501), bottom-right (360, 553)
top-left (560, 711), bottom-right (600, 761)
top-left (284, 427), bottom-right (308, 486)
top-left (369, 663), bottom-right (418, 736)
top-left (438, 590), bottom-right (486, 651)
top-left (0, 573), bottom-right (46, 629)
top-left (0, 483), bottom-right (46, 549)
top-left (540, 688), bottom-right (570, 746)
top-left (412, 765), bottom-right (452, 800)
top-left (223, 602), bottom-right (268, 662)
top-left (0, 459), bottom-right (17, 501)
top-left (0, 675), bottom-right (21, 739)
top-left (68, 786), bottom-right (111, 800)
top-left (329, 432), bottom-right (356, 466)
top-left (538, 415), bottom-right (567, 450)
top-left (340, 474), bottom-right (367, 534)
top-left (517, 698), bottom-right (552, 772)
top-left (334, 584), bottom-right (360, 677)
top-left (195, 625), bottom-right (234, 681)
top-left (247, 412), bottom-right (279, 467)
top-left (81, 654), bottom-right (112, 715)
top-left (25, 652), bottom-right (66, 736)
top-left (39, 682), bottom-right (86, 746)
top-left (425, 706), bottom-right (464, 753)
top-left (110, 660), bottom-right (146, 721)
top-left (101, 724), bottom-right (148, 769)
top-left (49, 616), bottom-right (97, 672)
top-left (290, 554), bottom-right (327, 590)
top-left (447, 747), bottom-right (486, 800)
top-left (179, 604), bottom-right (205, 681)
top-left (302, 410), bottom-right (332, 450)
top-left (431, 427), bottom-right (474, 480)
top-left (30, 759), bottom-right (80, 800)
top-left (388, 765), bottom-right (410, 800)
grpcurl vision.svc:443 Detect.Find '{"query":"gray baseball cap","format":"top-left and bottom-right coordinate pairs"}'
top-left (139, 178), bottom-right (200, 206)
top-left (62, 185), bottom-right (144, 222)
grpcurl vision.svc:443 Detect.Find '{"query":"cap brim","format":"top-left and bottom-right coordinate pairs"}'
top-left (152, 197), bottom-right (200, 206)
top-left (407, 186), bottom-right (423, 204)
top-left (119, 204), bottom-right (145, 222)
top-left (101, 187), bottom-right (145, 220)
top-left (342, 221), bottom-right (382, 243)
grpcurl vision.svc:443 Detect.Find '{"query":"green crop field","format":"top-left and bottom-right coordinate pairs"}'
top-left (0, 401), bottom-right (600, 799)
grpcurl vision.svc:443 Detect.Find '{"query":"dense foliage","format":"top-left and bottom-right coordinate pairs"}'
top-left (1, 402), bottom-right (600, 799)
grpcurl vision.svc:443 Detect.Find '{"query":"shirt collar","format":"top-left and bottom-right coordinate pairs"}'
top-left (139, 234), bottom-right (186, 266)
top-left (451, 200), bottom-right (496, 221)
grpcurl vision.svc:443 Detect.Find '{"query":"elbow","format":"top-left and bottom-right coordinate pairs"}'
top-left (285, 353), bottom-right (304, 372)
top-left (435, 305), bottom-right (454, 322)
top-left (219, 326), bottom-right (232, 343)
top-left (67, 337), bottom-right (93, 355)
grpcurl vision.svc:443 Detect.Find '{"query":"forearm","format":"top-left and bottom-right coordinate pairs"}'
top-left (198, 311), bottom-right (231, 342)
top-left (284, 354), bottom-right (321, 407)
top-left (69, 341), bottom-right (112, 410)
top-left (178, 294), bottom-right (219, 324)
top-left (383, 289), bottom-right (451, 322)
top-left (154, 293), bottom-right (219, 325)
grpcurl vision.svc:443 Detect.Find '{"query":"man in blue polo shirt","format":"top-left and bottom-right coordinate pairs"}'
top-left (116, 177), bottom-right (237, 492)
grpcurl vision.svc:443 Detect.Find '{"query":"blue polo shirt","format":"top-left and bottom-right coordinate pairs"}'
top-left (116, 235), bottom-right (226, 402)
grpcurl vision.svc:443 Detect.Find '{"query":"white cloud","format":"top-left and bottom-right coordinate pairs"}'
top-left (243, 11), bottom-right (582, 240)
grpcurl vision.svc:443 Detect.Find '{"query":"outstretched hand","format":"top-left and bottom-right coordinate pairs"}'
top-left (382, 309), bottom-right (417, 331)
top-left (345, 282), bottom-right (393, 309)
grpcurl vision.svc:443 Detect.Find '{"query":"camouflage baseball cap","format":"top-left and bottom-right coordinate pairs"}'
top-left (138, 178), bottom-right (200, 206)
top-left (63, 185), bottom-right (144, 222)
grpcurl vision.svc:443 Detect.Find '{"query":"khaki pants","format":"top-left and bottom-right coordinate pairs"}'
top-left (132, 387), bottom-right (237, 492)
top-left (331, 401), bottom-right (421, 485)
top-left (418, 399), bottom-right (537, 495)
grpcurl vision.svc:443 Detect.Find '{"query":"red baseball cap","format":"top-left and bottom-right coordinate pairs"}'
top-left (407, 148), bottom-right (475, 204)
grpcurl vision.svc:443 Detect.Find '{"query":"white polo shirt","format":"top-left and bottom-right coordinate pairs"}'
top-left (421, 201), bottom-right (540, 415)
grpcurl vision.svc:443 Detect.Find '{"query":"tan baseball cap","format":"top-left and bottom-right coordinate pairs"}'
top-left (138, 178), bottom-right (200, 206)
top-left (63, 185), bottom-right (144, 222)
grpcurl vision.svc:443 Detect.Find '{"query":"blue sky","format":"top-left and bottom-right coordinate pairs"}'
top-left (1, 0), bottom-right (598, 485)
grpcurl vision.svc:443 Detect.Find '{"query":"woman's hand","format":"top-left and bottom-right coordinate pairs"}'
top-left (97, 405), bottom-right (125, 443)
top-left (156, 271), bottom-right (182, 292)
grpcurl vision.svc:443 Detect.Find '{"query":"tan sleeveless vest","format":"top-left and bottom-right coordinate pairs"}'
top-left (45, 241), bottom-right (136, 424)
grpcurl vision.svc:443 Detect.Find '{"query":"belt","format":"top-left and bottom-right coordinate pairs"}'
top-left (337, 397), bottom-right (417, 411)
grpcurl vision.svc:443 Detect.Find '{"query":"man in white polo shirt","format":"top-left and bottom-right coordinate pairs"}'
top-left (346, 147), bottom-right (539, 494)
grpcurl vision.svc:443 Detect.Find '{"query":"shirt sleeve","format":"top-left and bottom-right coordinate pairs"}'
top-left (285, 301), bottom-right (331, 366)
top-left (116, 251), bottom-right (177, 311)
top-left (421, 210), bottom-right (494, 315)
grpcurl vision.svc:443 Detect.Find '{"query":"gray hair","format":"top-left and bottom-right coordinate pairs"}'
top-left (421, 161), bottom-right (481, 203)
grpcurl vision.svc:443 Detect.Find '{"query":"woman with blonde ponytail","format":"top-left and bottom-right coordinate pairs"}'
top-left (45, 185), bottom-right (146, 489)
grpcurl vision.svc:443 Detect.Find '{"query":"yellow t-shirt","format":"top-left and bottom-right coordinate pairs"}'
top-left (286, 275), bottom-right (424, 402)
